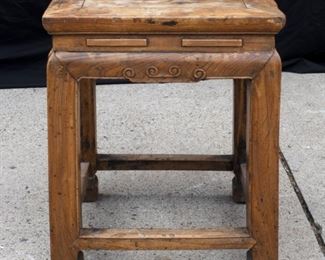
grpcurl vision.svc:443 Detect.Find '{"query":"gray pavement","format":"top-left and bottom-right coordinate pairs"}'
top-left (0, 73), bottom-right (324, 259)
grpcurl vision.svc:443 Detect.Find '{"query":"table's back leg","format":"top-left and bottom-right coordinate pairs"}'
top-left (233, 79), bottom-right (247, 204)
top-left (80, 79), bottom-right (98, 202)
top-left (246, 51), bottom-right (281, 260)
top-left (47, 53), bottom-right (83, 260)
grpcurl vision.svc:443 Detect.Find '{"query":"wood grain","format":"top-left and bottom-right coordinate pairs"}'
top-left (55, 51), bottom-right (274, 83)
top-left (74, 228), bottom-right (256, 250)
top-left (80, 162), bottom-right (90, 202)
top-left (232, 79), bottom-right (248, 203)
top-left (182, 39), bottom-right (242, 47)
top-left (47, 52), bottom-right (82, 260)
top-left (96, 154), bottom-right (233, 171)
top-left (44, 0), bottom-right (284, 258)
top-left (53, 35), bottom-right (274, 52)
top-left (80, 79), bottom-right (98, 202)
top-left (86, 38), bottom-right (148, 47)
top-left (240, 163), bottom-right (248, 200)
top-left (42, 0), bottom-right (285, 34)
top-left (246, 51), bottom-right (281, 260)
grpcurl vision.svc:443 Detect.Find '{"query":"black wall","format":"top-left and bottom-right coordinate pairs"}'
top-left (0, 0), bottom-right (324, 88)
top-left (276, 0), bottom-right (325, 73)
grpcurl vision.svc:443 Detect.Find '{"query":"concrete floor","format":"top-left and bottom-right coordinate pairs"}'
top-left (0, 73), bottom-right (324, 259)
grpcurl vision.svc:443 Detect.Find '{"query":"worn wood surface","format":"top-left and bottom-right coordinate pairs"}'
top-left (45, 0), bottom-right (284, 258)
top-left (53, 35), bottom-right (274, 52)
top-left (80, 79), bottom-right (98, 202)
top-left (54, 51), bottom-right (274, 83)
top-left (182, 38), bottom-right (243, 47)
top-left (80, 162), bottom-right (89, 202)
top-left (47, 52), bottom-right (83, 260)
top-left (232, 79), bottom-right (248, 203)
top-left (96, 154), bottom-right (233, 171)
top-left (43, 0), bottom-right (285, 34)
top-left (246, 51), bottom-right (281, 260)
top-left (75, 228), bottom-right (256, 250)
top-left (240, 163), bottom-right (248, 200)
top-left (86, 38), bottom-right (148, 47)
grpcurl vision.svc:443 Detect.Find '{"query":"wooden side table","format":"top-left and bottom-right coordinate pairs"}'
top-left (43, 0), bottom-right (285, 259)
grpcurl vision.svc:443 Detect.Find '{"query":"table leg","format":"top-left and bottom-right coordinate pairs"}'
top-left (80, 79), bottom-right (98, 202)
top-left (47, 52), bottom-right (83, 260)
top-left (246, 51), bottom-right (281, 260)
top-left (233, 79), bottom-right (248, 203)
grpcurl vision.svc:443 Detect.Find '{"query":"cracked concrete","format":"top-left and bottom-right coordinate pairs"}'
top-left (0, 73), bottom-right (324, 259)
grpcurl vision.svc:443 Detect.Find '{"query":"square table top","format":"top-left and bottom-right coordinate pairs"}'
top-left (43, 0), bottom-right (285, 34)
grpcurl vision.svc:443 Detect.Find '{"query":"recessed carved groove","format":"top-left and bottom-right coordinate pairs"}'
top-left (146, 65), bottom-right (181, 78)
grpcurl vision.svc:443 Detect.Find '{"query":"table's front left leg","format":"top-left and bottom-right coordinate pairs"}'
top-left (47, 52), bottom-right (83, 260)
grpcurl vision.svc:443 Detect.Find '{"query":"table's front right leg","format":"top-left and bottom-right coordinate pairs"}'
top-left (246, 51), bottom-right (281, 260)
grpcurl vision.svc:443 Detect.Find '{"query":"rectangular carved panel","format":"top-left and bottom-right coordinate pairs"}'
top-left (86, 38), bottom-right (148, 47)
top-left (53, 35), bottom-right (274, 52)
top-left (182, 39), bottom-right (243, 47)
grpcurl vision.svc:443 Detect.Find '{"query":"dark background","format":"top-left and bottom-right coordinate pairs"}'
top-left (0, 0), bottom-right (325, 89)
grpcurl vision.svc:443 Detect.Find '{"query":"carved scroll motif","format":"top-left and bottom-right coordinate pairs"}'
top-left (192, 68), bottom-right (207, 81)
top-left (146, 65), bottom-right (181, 78)
top-left (122, 65), bottom-right (207, 81)
top-left (122, 68), bottom-right (136, 79)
